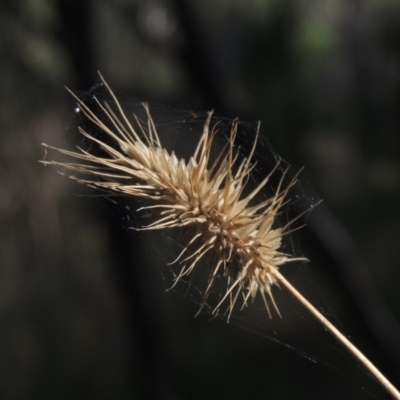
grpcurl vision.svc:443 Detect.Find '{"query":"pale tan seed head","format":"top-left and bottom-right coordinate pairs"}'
top-left (41, 78), bottom-right (400, 399)
top-left (42, 74), bottom-right (308, 320)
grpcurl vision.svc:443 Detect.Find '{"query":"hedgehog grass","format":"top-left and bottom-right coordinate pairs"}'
top-left (42, 74), bottom-right (400, 399)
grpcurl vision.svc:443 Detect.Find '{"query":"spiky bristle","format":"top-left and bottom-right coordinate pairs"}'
top-left (42, 74), bottom-right (307, 320)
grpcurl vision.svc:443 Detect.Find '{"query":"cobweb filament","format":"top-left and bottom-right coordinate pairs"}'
top-left (41, 74), bottom-right (400, 400)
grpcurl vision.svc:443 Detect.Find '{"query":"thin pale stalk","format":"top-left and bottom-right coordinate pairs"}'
top-left (274, 270), bottom-right (400, 400)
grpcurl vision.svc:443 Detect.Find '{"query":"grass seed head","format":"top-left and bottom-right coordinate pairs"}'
top-left (42, 74), bottom-right (307, 320)
top-left (40, 77), bottom-right (400, 400)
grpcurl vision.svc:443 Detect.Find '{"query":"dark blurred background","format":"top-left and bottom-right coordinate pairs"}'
top-left (1, 0), bottom-right (400, 399)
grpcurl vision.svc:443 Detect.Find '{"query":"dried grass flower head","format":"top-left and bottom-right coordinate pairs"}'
top-left (42, 75), bottom-right (400, 399)
top-left (42, 74), bottom-right (309, 319)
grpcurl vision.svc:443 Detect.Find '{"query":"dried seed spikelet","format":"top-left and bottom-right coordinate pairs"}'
top-left (43, 75), bottom-right (306, 319)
